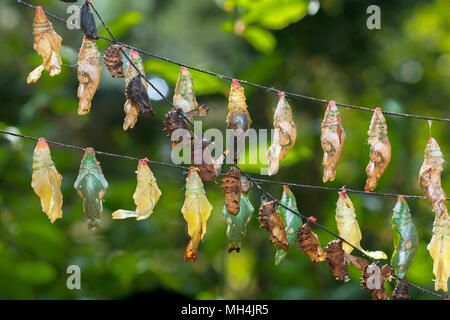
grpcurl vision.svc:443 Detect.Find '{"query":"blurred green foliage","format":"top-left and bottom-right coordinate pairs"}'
top-left (0, 0), bottom-right (449, 300)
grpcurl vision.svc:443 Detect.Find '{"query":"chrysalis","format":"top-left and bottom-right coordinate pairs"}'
top-left (112, 159), bottom-right (161, 220)
top-left (297, 223), bottom-right (326, 263)
top-left (419, 138), bottom-right (448, 219)
top-left (31, 138), bottom-right (63, 223)
top-left (275, 186), bottom-right (303, 265)
top-left (266, 93), bottom-right (297, 176)
top-left (191, 138), bottom-right (224, 181)
top-left (123, 50), bottom-right (151, 131)
top-left (365, 108), bottom-right (391, 191)
top-left (103, 44), bottom-right (124, 78)
top-left (27, 7), bottom-right (63, 84)
top-left (223, 193), bottom-right (254, 253)
top-left (361, 264), bottom-right (392, 300)
top-left (321, 101), bottom-right (346, 182)
top-left (164, 108), bottom-right (192, 148)
top-left (182, 167), bottom-right (213, 262)
top-left (325, 240), bottom-right (349, 282)
top-left (227, 80), bottom-right (252, 163)
top-left (77, 36), bottom-right (102, 115)
top-left (74, 148), bottom-right (108, 229)
top-left (173, 67), bottom-right (199, 119)
top-left (126, 75), bottom-right (155, 116)
top-left (258, 201), bottom-right (289, 248)
top-left (391, 196), bottom-right (418, 279)
top-left (392, 278), bottom-right (410, 300)
top-left (80, 1), bottom-right (99, 40)
top-left (427, 215), bottom-right (450, 292)
top-left (335, 190), bottom-right (387, 260)
top-left (221, 167), bottom-right (241, 215)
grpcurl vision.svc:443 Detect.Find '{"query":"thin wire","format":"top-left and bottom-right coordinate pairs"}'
top-left (16, 0), bottom-right (450, 123)
top-left (15, 1), bottom-right (447, 299)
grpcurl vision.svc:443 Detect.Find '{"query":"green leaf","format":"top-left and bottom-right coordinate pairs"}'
top-left (99, 11), bottom-right (142, 42)
top-left (242, 26), bottom-right (277, 54)
top-left (144, 60), bottom-right (227, 96)
top-left (275, 186), bottom-right (302, 265)
top-left (16, 261), bottom-right (57, 285)
top-left (241, 0), bottom-right (308, 30)
top-left (223, 193), bottom-right (254, 253)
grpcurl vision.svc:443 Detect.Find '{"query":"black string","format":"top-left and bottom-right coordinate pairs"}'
top-left (16, 0), bottom-right (450, 123)
top-left (15, 0), bottom-right (447, 299)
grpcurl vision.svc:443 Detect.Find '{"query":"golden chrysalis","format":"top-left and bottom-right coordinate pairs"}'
top-left (335, 190), bottom-right (387, 260)
top-left (419, 138), bottom-right (448, 219)
top-left (427, 215), bottom-right (450, 292)
top-left (227, 80), bottom-right (252, 163)
top-left (182, 167), bottom-right (213, 262)
top-left (31, 138), bottom-right (63, 223)
top-left (112, 159), bottom-right (161, 221)
top-left (27, 7), bottom-right (63, 84)
top-left (365, 108), bottom-right (391, 191)
top-left (321, 101), bottom-right (346, 182)
top-left (265, 93), bottom-right (297, 176)
top-left (77, 36), bottom-right (102, 115)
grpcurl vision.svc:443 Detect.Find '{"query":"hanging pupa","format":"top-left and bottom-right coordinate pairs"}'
top-left (266, 93), bottom-right (297, 176)
top-left (392, 278), bottom-right (410, 300)
top-left (258, 200), bottom-right (289, 248)
top-left (27, 7), bottom-right (63, 84)
top-left (361, 264), bottom-right (393, 300)
top-left (221, 167), bottom-right (241, 215)
top-left (173, 67), bottom-right (199, 119)
top-left (223, 184), bottom-right (254, 253)
top-left (275, 186), bottom-right (303, 265)
top-left (182, 167), bottom-right (213, 262)
top-left (335, 190), bottom-right (387, 260)
top-left (325, 240), bottom-right (349, 282)
top-left (31, 138), bottom-right (63, 223)
top-left (123, 50), bottom-right (154, 130)
top-left (427, 215), bottom-right (450, 292)
top-left (77, 36), bottom-right (102, 115)
top-left (391, 196), bottom-right (418, 279)
top-left (297, 223), bottom-right (326, 263)
top-left (419, 138), bottom-right (448, 219)
top-left (321, 101), bottom-right (346, 182)
top-left (80, 0), bottom-right (99, 40)
top-left (365, 108), bottom-right (391, 191)
top-left (164, 107), bottom-right (192, 148)
top-left (112, 159), bottom-right (161, 220)
top-left (103, 44), bottom-right (124, 78)
top-left (74, 148), bottom-right (108, 229)
top-left (227, 80), bottom-right (252, 163)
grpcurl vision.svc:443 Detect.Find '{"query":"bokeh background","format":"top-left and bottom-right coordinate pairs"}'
top-left (0, 0), bottom-right (449, 299)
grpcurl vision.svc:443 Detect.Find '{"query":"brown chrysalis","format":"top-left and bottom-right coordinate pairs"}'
top-left (297, 223), bottom-right (326, 263)
top-left (221, 167), bottom-right (242, 215)
top-left (103, 44), bottom-right (124, 78)
top-left (344, 252), bottom-right (369, 271)
top-left (361, 264), bottom-right (393, 300)
top-left (325, 240), bottom-right (349, 282)
top-left (258, 201), bottom-right (289, 247)
top-left (392, 278), bottom-right (410, 300)
top-left (164, 108), bottom-right (192, 148)
top-left (126, 75), bottom-right (155, 116)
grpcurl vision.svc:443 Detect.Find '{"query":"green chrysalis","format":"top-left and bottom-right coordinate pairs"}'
top-left (275, 185), bottom-right (302, 265)
top-left (391, 196), bottom-right (418, 279)
top-left (223, 193), bottom-right (254, 253)
top-left (74, 148), bottom-right (109, 229)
